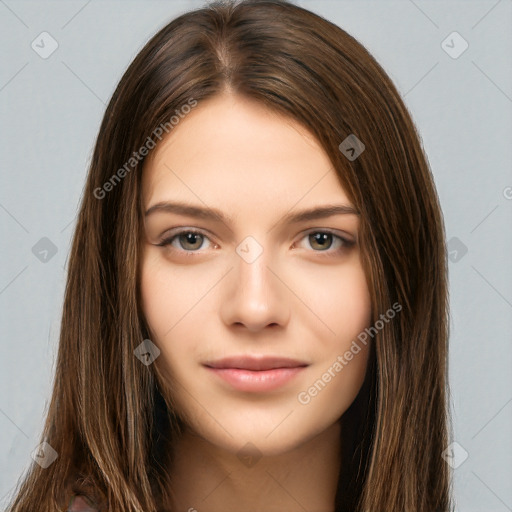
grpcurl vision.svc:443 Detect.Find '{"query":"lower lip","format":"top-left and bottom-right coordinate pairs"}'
top-left (205, 366), bottom-right (306, 392)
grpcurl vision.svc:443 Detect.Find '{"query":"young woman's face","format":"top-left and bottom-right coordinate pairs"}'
top-left (140, 93), bottom-right (372, 456)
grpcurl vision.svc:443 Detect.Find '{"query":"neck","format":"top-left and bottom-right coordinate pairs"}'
top-left (168, 420), bottom-right (341, 512)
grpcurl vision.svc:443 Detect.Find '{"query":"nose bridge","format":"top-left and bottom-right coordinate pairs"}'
top-left (220, 235), bottom-right (290, 331)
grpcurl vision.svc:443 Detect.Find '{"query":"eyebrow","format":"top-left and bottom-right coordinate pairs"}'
top-left (144, 201), bottom-right (359, 226)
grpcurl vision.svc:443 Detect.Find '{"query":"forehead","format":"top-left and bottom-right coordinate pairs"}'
top-left (142, 93), bottom-right (353, 212)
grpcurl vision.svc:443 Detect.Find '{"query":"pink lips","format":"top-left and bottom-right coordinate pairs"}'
top-left (203, 356), bottom-right (309, 392)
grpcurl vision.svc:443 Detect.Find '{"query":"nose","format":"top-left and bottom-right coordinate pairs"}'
top-left (220, 245), bottom-right (290, 333)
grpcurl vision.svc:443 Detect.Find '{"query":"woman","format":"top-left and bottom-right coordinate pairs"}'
top-left (6, 1), bottom-right (452, 511)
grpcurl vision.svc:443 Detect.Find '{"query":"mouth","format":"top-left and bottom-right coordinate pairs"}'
top-left (203, 355), bottom-right (309, 371)
top-left (203, 356), bottom-right (309, 392)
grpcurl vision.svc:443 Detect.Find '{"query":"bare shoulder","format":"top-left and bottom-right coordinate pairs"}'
top-left (67, 495), bottom-right (99, 511)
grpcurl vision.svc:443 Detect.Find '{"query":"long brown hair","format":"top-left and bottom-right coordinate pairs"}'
top-left (6, 1), bottom-right (453, 510)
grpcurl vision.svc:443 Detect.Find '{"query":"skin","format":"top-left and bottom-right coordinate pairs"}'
top-left (140, 92), bottom-right (372, 512)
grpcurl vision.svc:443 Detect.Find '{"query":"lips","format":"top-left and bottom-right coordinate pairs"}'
top-left (203, 355), bottom-right (309, 371)
top-left (203, 356), bottom-right (309, 392)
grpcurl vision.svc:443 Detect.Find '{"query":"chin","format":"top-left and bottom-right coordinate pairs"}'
top-left (189, 415), bottom-right (330, 459)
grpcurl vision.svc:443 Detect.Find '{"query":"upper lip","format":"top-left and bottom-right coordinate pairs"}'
top-left (203, 356), bottom-right (309, 371)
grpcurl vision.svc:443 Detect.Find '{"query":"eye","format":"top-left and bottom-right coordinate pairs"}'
top-left (155, 228), bottom-right (355, 256)
top-left (156, 229), bottom-right (213, 252)
top-left (295, 230), bottom-right (354, 254)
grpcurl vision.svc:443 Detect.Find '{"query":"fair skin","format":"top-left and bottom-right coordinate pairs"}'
top-left (140, 92), bottom-right (372, 512)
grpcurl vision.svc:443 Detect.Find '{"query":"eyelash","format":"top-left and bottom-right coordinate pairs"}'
top-left (156, 228), bottom-right (355, 257)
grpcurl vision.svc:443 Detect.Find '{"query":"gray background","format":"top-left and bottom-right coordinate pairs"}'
top-left (1, 1), bottom-right (511, 510)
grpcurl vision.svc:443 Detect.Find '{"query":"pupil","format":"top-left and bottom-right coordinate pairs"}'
top-left (310, 233), bottom-right (332, 250)
top-left (181, 233), bottom-right (202, 249)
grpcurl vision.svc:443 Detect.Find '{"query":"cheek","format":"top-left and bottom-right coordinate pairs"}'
top-left (291, 258), bottom-right (372, 404)
top-left (295, 266), bottom-right (371, 414)
top-left (140, 256), bottom-right (169, 338)
top-left (139, 255), bottom-right (192, 395)
top-left (140, 252), bottom-right (197, 338)
top-left (139, 251), bottom-right (212, 379)
top-left (293, 257), bottom-right (372, 346)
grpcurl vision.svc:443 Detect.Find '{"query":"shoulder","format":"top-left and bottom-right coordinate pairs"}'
top-left (67, 494), bottom-right (99, 512)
